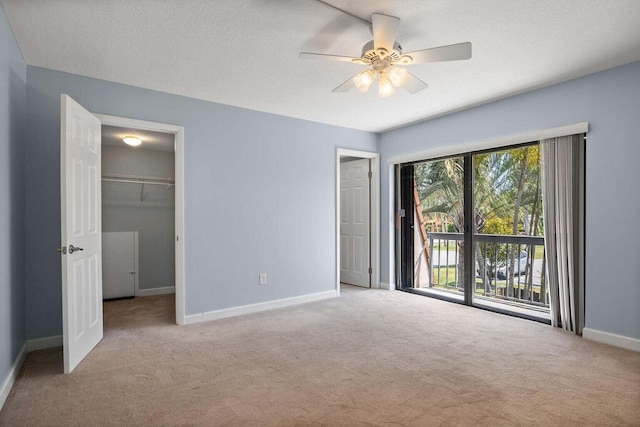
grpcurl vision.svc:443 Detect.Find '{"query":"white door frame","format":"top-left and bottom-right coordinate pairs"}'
top-left (95, 114), bottom-right (186, 325)
top-left (336, 148), bottom-right (380, 295)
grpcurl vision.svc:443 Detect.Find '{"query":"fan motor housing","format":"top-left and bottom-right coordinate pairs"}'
top-left (361, 40), bottom-right (403, 63)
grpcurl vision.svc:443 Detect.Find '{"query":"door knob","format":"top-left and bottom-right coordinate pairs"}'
top-left (68, 245), bottom-right (84, 254)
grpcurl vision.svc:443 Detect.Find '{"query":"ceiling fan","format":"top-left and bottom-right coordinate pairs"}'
top-left (299, 13), bottom-right (472, 97)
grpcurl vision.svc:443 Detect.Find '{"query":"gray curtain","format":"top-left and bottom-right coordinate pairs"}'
top-left (541, 134), bottom-right (584, 333)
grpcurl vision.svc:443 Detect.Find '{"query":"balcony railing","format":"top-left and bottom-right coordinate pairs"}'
top-left (419, 232), bottom-right (547, 311)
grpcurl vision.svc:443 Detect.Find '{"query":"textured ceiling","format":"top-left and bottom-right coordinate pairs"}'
top-left (102, 125), bottom-right (175, 152)
top-left (3, 0), bottom-right (640, 132)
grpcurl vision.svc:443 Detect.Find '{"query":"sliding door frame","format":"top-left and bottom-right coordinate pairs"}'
top-left (396, 148), bottom-right (543, 317)
top-left (390, 122), bottom-right (589, 322)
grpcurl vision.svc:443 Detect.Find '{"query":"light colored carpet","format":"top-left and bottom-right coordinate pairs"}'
top-left (1, 286), bottom-right (639, 426)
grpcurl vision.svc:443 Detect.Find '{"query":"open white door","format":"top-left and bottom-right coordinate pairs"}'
top-left (340, 159), bottom-right (371, 287)
top-left (60, 94), bottom-right (103, 373)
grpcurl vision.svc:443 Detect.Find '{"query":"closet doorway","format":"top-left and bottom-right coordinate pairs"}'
top-left (96, 114), bottom-right (185, 325)
top-left (101, 125), bottom-right (175, 300)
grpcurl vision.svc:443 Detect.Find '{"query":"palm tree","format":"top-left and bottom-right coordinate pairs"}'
top-left (414, 158), bottom-right (464, 288)
top-left (413, 146), bottom-right (543, 297)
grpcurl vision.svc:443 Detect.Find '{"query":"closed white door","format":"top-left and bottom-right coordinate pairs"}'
top-left (60, 94), bottom-right (103, 373)
top-left (102, 232), bottom-right (137, 299)
top-left (340, 159), bottom-right (371, 287)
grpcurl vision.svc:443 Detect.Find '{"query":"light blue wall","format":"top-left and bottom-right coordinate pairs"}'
top-left (25, 66), bottom-right (377, 338)
top-left (0, 4), bottom-right (26, 387)
top-left (379, 60), bottom-right (640, 341)
top-left (21, 45), bottom-right (639, 343)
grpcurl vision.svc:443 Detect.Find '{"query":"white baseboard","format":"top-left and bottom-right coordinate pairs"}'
top-left (185, 290), bottom-right (338, 325)
top-left (380, 282), bottom-right (394, 291)
top-left (27, 335), bottom-right (63, 352)
top-left (1, 335), bottom-right (64, 411)
top-left (583, 328), bottom-right (640, 352)
top-left (0, 343), bottom-right (26, 412)
top-left (138, 286), bottom-right (175, 297)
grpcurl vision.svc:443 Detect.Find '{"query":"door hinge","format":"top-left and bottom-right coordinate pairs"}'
top-left (368, 267), bottom-right (373, 274)
top-left (368, 171), bottom-right (372, 179)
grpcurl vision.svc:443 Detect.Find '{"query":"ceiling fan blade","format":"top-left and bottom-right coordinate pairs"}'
top-left (402, 72), bottom-right (429, 94)
top-left (299, 52), bottom-right (361, 63)
top-left (332, 74), bottom-right (358, 92)
top-left (403, 42), bottom-right (472, 64)
top-left (371, 13), bottom-right (400, 52)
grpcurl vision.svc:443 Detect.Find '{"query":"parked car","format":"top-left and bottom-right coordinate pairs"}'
top-left (496, 251), bottom-right (529, 279)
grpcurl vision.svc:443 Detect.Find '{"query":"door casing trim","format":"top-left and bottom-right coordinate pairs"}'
top-left (336, 148), bottom-right (381, 295)
top-left (95, 114), bottom-right (186, 325)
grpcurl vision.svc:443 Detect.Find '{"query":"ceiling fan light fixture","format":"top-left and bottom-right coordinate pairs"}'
top-left (300, 13), bottom-right (471, 97)
top-left (354, 69), bottom-right (376, 92)
top-left (388, 66), bottom-right (408, 87)
top-left (123, 136), bottom-right (142, 147)
top-left (378, 76), bottom-right (395, 98)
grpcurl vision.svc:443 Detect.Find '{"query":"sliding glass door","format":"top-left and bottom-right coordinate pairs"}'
top-left (397, 155), bottom-right (467, 302)
top-left (472, 145), bottom-right (548, 318)
top-left (397, 143), bottom-right (550, 321)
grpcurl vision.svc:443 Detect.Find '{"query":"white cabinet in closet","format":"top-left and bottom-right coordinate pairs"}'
top-left (102, 231), bottom-right (138, 299)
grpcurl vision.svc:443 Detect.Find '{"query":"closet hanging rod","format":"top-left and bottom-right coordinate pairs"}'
top-left (101, 173), bottom-right (174, 187)
top-left (102, 178), bottom-right (175, 187)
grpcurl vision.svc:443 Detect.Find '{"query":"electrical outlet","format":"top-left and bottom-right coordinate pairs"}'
top-left (259, 273), bottom-right (267, 285)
